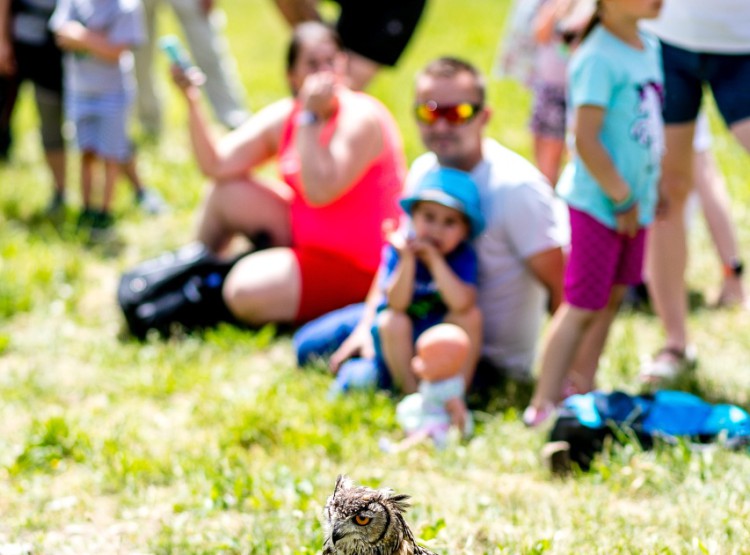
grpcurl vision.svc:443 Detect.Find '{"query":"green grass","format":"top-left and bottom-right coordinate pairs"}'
top-left (2, 0), bottom-right (750, 552)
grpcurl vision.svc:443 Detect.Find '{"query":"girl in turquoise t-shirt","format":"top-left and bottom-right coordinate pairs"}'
top-left (524, 0), bottom-right (664, 427)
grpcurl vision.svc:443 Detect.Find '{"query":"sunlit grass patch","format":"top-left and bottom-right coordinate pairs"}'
top-left (2, 0), bottom-right (750, 552)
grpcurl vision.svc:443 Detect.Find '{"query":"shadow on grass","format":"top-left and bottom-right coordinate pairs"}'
top-left (4, 202), bottom-right (125, 258)
top-left (619, 283), bottom-right (708, 316)
top-left (467, 360), bottom-right (534, 415)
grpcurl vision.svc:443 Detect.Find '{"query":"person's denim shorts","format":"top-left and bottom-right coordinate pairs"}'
top-left (66, 90), bottom-right (133, 162)
top-left (661, 40), bottom-right (750, 126)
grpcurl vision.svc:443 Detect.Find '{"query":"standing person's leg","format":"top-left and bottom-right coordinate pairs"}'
top-left (68, 94), bottom-right (97, 223)
top-left (641, 41), bottom-right (704, 377)
top-left (333, 0), bottom-right (427, 90)
top-left (80, 150), bottom-right (96, 211)
top-left (525, 303), bottom-right (596, 425)
top-left (120, 155), bottom-right (168, 214)
top-left (102, 158), bottom-right (119, 217)
top-left (526, 208), bottom-right (625, 425)
top-left (35, 85), bottom-right (67, 209)
top-left (44, 149), bottom-right (67, 201)
top-left (169, 0), bottom-right (249, 129)
top-left (708, 50), bottom-right (750, 154)
top-left (566, 221), bottom-right (648, 394)
top-left (117, 79), bottom-right (169, 215)
top-left (96, 92), bottom-right (134, 221)
top-left (133, 0), bottom-right (163, 136)
top-left (530, 82), bottom-right (567, 186)
top-left (701, 51), bottom-right (750, 306)
top-left (704, 50), bottom-right (750, 311)
top-left (0, 76), bottom-right (19, 161)
top-left (565, 285), bottom-right (627, 394)
top-left (534, 135), bottom-right (566, 187)
top-left (644, 123), bottom-right (696, 366)
top-left (693, 146), bottom-right (746, 307)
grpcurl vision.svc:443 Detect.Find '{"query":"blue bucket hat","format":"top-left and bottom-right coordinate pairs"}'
top-left (400, 168), bottom-right (485, 239)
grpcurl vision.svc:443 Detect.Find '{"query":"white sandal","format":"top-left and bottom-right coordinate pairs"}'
top-left (639, 345), bottom-right (697, 384)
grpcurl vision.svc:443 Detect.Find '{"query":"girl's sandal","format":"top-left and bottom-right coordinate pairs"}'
top-left (522, 402), bottom-right (556, 428)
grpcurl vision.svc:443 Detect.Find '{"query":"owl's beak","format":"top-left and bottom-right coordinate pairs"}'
top-left (331, 521), bottom-right (347, 544)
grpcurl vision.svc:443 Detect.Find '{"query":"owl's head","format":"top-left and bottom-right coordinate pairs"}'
top-left (323, 475), bottom-right (412, 554)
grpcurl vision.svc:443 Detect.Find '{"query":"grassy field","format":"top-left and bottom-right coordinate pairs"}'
top-left (2, 0), bottom-right (750, 553)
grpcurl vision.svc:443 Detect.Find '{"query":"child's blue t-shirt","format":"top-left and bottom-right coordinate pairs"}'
top-left (557, 25), bottom-right (664, 230)
top-left (376, 241), bottom-right (478, 321)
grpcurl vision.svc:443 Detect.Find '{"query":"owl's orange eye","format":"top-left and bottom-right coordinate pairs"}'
top-left (354, 514), bottom-right (371, 526)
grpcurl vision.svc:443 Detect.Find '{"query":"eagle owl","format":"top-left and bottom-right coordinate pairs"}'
top-left (322, 475), bottom-right (437, 555)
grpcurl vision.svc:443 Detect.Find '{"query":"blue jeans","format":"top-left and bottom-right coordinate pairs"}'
top-left (294, 303), bottom-right (509, 393)
top-left (293, 303), bottom-right (392, 392)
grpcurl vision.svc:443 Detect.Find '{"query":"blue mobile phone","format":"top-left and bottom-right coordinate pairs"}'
top-left (158, 35), bottom-right (192, 70)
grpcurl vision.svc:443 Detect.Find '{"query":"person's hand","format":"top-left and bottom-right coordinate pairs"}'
top-left (615, 202), bottom-right (639, 238)
top-left (298, 71), bottom-right (339, 120)
top-left (383, 219), bottom-right (413, 257)
top-left (411, 238), bottom-right (441, 267)
top-left (0, 37), bottom-right (16, 76)
top-left (329, 323), bottom-right (375, 373)
top-left (169, 63), bottom-right (206, 99)
top-left (54, 21), bottom-right (89, 52)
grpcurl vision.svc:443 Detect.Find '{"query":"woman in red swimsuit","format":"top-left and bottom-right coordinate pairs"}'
top-left (171, 21), bottom-right (406, 325)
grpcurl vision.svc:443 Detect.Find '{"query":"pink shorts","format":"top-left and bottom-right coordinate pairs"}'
top-left (292, 247), bottom-right (376, 324)
top-left (564, 208), bottom-right (646, 311)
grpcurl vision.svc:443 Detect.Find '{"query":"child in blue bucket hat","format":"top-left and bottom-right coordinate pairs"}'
top-left (372, 167), bottom-right (485, 447)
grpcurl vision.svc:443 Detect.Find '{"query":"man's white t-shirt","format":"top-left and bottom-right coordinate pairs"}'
top-left (406, 138), bottom-right (569, 380)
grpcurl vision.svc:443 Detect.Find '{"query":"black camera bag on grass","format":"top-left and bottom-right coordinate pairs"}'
top-left (118, 242), bottom-right (241, 339)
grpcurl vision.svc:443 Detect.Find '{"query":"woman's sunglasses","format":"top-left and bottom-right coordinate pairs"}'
top-left (414, 101), bottom-right (483, 126)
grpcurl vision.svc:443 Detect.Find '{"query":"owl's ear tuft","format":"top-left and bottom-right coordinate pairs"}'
top-left (334, 474), bottom-right (353, 495)
top-left (388, 493), bottom-right (412, 513)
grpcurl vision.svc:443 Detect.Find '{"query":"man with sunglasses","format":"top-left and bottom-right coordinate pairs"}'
top-left (295, 57), bottom-right (567, 390)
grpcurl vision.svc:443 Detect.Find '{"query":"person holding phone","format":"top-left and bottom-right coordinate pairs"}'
top-left (167, 22), bottom-right (407, 327)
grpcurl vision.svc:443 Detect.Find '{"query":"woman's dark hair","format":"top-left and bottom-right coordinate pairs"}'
top-left (286, 21), bottom-right (343, 72)
top-left (580, 1), bottom-right (602, 41)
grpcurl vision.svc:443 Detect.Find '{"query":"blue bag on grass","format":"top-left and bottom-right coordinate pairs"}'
top-left (548, 390), bottom-right (750, 473)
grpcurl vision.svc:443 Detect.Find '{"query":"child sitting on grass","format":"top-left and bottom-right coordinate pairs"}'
top-left (373, 167), bottom-right (485, 404)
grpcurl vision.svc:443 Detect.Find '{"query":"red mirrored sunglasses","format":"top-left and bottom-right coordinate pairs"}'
top-left (414, 101), bottom-right (483, 126)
